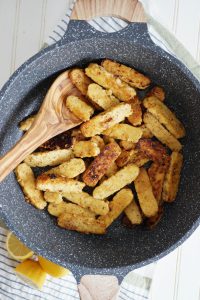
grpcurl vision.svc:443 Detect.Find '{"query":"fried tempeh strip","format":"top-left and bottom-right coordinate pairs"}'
top-left (162, 152), bottom-right (183, 202)
top-left (81, 103), bottom-right (132, 137)
top-left (44, 191), bottom-right (63, 204)
top-left (15, 163), bottom-right (46, 209)
top-left (140, 124), bottom-right (153, 139)
top-left (93, 164), bottom-right (139, 199)
top-left (48, 201), bottom-right (95, 217)
top-left (148, 162), bottom-right (168, 203)
top-left (102, 59), bottom-right (151, 89)
top-left (124, 198), bottom-right (143, 225)
top-left (134, 168), bottom-right (158, 217)
top-left (19, 115), bottom-right (36, 131)
top-left (73, 141), bottom-right (100, 158)
top-left (105, 162), bottom-right (118, 177)
top-left (90, 135), bottom-right (105, 151)
top-left (103, 124), bottom-right (142, 143)
top-left (116, 149), bottom-right (148, 168)
top-left (137, 139), bottom-right (169, 164)
top-left (99, 189), bottom-right (133, 227)
top-left (58, 213), bottom-right (106, 234)
top-left (66, 95), bottom-right (94, 121)
top-left (62, 191), bottom-right (109, 215)
top-left (143, 112), bottom-right (182, 151)
top-left (24, 149), bottom-right (73, 167)
top-left (45, 158), bottom-right (85, 178)
top-left (83, 142), bottom-right (121, 187)
top-left (87, 83), bottom-right (119, 110)
top-left (69, 68), bottom-right (92, 96)
top-left (147, 86), bottom-right (165, 102)
top-left (36, 174), bottom-right (85, 193)
top-left (119, 141), bottom-right (136, 150)
top-left (143, 96), bottom-right (185, 138)
top-left (127, 97), bottom-right (142, 126)
top-left (85, 63), bottom-right (136, 101)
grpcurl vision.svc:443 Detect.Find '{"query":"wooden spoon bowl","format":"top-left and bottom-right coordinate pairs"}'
top-left (0, 71), bottom-right (82, 182)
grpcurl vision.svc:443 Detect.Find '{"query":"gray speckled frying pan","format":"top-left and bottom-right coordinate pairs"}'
top-left (0, 0), bottom-right (200, 283)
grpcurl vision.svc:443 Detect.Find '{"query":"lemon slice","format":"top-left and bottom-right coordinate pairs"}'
top-left (15, 260), bottom-right (47, 289)
top-left (38, 256), bottom-right (69, 278)
top-left (6, 232), bottom-right (34, 260)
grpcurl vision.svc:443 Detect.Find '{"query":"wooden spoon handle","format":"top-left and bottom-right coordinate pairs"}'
top-left (71, 0), bottom-right (146, 22)
top-left (0, 121), bottom-right (51, 182)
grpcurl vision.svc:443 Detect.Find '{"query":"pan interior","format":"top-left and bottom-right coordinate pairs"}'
top-left (0, 38), bottom-right (200, 269)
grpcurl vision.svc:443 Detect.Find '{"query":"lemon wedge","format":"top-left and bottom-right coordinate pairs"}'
top-left (38, 256), bottom-right (69, 278)
top-left (15, 260), bottom-right (47, 289)
top-left (6, 232), bottom-right (34, 260)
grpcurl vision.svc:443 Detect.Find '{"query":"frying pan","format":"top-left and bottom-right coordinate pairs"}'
top-left (1, 0), bottom-right (200, 283)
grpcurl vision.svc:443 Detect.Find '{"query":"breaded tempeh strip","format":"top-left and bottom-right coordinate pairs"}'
top-left (127, 97), bottom-right (142, 126)
top-left (93, 163), bottom-right (139, 199)
top-left (44, 191), bottom-right (63, 204)
top-left (147, 86), bottom-right (165, 102)
top-left (143, 112), bottom-right (182, 151)
top-left (81, 103), bottom-right (132, 137)
top-left (90, 136), bottom-right (105, 151)
top-left (73, 141), bottom-right (100, 158)
top-left (15, 163), bottom-right (46, 209)
top-left (62, 191), bottom-right (109, 215)
top-left (137, 139), bottom-right (169, 164)
top-left (58, 213), bottom-right (106, 234)
top-left (45, 158), bottom-right (85, 178)
top-left (105, 161), bottom-right (118, 177)
top-left (66, 95), bottom-right (94, 121)
top-left (19, 115), bottom-right (36, 131)
top-left (143, 96), bottom-right (185, 138)
top-left (102, 59), bottom-right (151, 89)
top-left (140, 124), bottom-right (153, 139)
top-left (148, 162), bottom-right (168, 203)
top-left (119, 141), bottom-right (136, 150)
top-left (83, 142), bottom-right (121, 187)
top-left (87, 83), bottom-right (119, 110)
top-left (36, 174), bottom-right (85, 193)
top-left (162, 152), bottom-right (183, 202)
top-left (85, 63), bottom-right (136, 101)
top-left (69, 68), bottom-right (92, 96)
top-left (24, 149), bottom-right (73, 167)
top-left (99, 189), bottom-right (133, 228)
top-left (48, 201), bottom-right (95, 217)
top-left (124, 198), bottom-right (143, 225)
top-left (134, 168), bottom-right (158, 217)
top-left (103, 124), bottom-right (142, 143)
top-left (116, 149), bottom-right (148, 168)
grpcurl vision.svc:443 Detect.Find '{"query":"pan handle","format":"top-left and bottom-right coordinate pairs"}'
top-left (71, 0), bottom-right (146, 23)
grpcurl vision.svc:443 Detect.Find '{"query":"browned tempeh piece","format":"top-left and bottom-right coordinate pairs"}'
top-left (69, 68), bottom-right (92, 96)
top-left (134, 168), bottom-right (158, 217)
top-left (162, 152), bottom-right (183, 202)
top-left (102, 59), bottom-right (151, 89)
top-left (148, 162), bottom-right (169, 203)
top-left (147, 86), bottom-right (165, 101)
top-left (116, 149), bottom-right (148, 168)
top-left (85, 63), bottom-right (136, 101)
top-left (83, 142), bottom-right (121, 187)
top-left (103, 124), bottom-right (142, 143)
top-left (143, 96), bottom-right (185, 138)
top-left (127, 96), bottom-right (143, 126)
top-left (143, 112), bottom-right (182, 151)
top-left (137, 139), bottom-right (169, 164)
top-left (124, 198), bottom-right (143, 225)
top-left (66, 95), bottom-right (94, 121)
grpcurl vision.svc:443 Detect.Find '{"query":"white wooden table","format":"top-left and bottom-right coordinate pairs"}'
top-left (0, 1), bottom-right (200, 299)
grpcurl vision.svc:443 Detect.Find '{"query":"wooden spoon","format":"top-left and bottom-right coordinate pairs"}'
top-left (0, 71), bottom-right (82, 182)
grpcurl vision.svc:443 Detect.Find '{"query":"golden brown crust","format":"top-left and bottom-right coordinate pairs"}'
top-left (98, 189), bottom-right (133, 228)
top-left (83, 142), bottom-right (121, 187)
top-left (73, 141), bottom-right (100, 158)
top-left (162, 152), bottom-right (183, 202)
top-left (103, 124), bottom-right (143, 143)
top-left (116, 149), bottom-right (148, 168)
top-left (45, 158), bottom-right (85, 178)
top-left (93, 163), bottom-right (139, 199)
top-left (143, 112), bottom-right (182, 151)
top-left (124, 198), bottom-right (143, 225)
top-left (102, 59), bottom-right (151, 89)
top-left (15, 163), bottom-right (46, 209)
top-left (69, 68), bottom-right (92, 96)
top-left (143, 96), bottom-right (185, 138)
top-left (48, 201), bottom-right (95, 217)
top-left (85, 63), bottom-right (136, 101)
top-left (19, 115), bottom-right (36, 131)
top-left (127, 96), bottom-right (143, 126)
top-left (147, 86), bottom-right (165, 102)
top-left (66, 95), bottom-right (94, 121)
top-left (134, 168), bottom-right (158, 217)
top-left (80, 103), bottom-right (132, 137)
